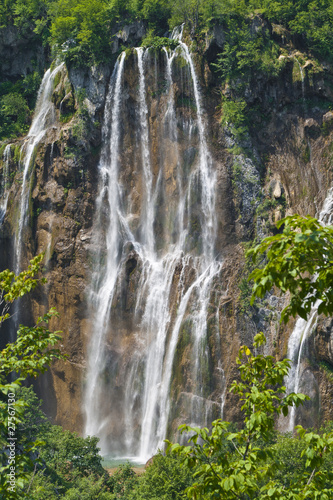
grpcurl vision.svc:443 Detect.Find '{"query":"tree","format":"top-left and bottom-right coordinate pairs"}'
top-left (127, 453), bottom-right (194, 500)
top-left (167, 214), bottom-right (333, 499)
top-left (167, 333), bottom-right (333, 499)
top-left (248, 214), bottom-right (333, 323)
top-left (0, 255), bottom-right (64, 499)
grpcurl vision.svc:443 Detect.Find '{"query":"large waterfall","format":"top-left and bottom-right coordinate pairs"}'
top-left (83, 38), bottom-right (224, 460)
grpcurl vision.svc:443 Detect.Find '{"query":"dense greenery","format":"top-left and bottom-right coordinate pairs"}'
top-left (167, 333), bottom-right (333, 499)
top-left (17, 390), bottom-right (195, 499)
top-left (249, 214), bottom-right (333, 323)
top-left (0, 0), bottom-right (332, 139)
top-left (0, 0), bottom-right (332, 67)
top-left (0, 71), bottom-right (42, 140)
top-left (165, 215), bottom-right (333, 499)
top-left (0, 255), bottom-right (64, 498)
top-left (16, 382), bottom-right (333, 499)
top-left (1, 229), bottom-right (333, 499)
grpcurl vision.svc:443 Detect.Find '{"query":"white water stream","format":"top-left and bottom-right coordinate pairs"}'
top-left (84, 35), bottom-right (224, 461)
top-left (14, 63), bottom-right (64, 273)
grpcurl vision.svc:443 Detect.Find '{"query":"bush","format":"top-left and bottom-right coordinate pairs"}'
top-left (127, 453), bottom-right (195, 500)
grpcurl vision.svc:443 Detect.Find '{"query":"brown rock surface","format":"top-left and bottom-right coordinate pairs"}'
top-left (1, 42), bottom-right (333, 439)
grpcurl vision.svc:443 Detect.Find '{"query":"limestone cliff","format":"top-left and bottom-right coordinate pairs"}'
top-left (0, 20), bottom-right (332, 453)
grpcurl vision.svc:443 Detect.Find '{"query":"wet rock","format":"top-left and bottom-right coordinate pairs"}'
top-left (69, 65), bottom-right (111, 116)
top-left (112, 21), bottom-right (146, 53)
top-left (211, 24), bottom-right (225, 49)
top-left (304, 118), bottom-right (320, 138)
top-left (323, 111), bottom-right (333, 124)
top-left (60, 92), bottom-right (75, 116)
top-left (0, 25), bottom-right (46, 78)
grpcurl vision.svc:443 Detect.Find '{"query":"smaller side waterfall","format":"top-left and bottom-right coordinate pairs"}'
top-left (284, 187), bottom-right (333, 431)
top-left (14, 63), bottom-right (64, 273)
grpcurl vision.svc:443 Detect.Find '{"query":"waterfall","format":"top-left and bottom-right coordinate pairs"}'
top-left (0, 145), bottom-right (11, 224)
top-left (284, 187), bottom-right (333, 431)
top-left (84, 52), bottom-right (127, 447)
top-left (14, 63), bottom-right (64, 273)
top-left (84, 35), bottom-right (223, 461)
top-left (176, 40), bottom-right (216, 262)
top-left (136, 47), bottom-right (154, 253)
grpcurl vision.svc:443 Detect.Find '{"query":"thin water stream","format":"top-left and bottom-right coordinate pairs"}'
top-left (14, 63), bottom-right (64, 273)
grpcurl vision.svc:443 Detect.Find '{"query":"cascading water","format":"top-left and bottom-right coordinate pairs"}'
top-left (84, 52), bottom-right (128, 447)
top-left (14, 63), bottom-right (64, 273)
top-left (284, 187), bottom-right (333, 431)
top-left (84, 34), bottom-right (224, 461)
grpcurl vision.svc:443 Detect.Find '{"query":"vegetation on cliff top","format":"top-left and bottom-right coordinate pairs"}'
top-left (1, 0), bottom-right (332, 63)
top-left (0, 0), bottom-right (332, 140)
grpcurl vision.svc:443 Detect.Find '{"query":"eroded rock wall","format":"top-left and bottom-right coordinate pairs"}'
top-left (0, 23), bottom-right (332, 441)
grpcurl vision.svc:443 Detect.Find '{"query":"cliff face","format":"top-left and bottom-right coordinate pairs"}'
top-left (0, 22), bottom-right (333, 455)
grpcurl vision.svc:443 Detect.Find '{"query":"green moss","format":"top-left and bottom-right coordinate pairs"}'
top-left (0, 143), bottom-right (6, 158)
top-left (13, 144), bottom-right (21, 164)
top-left (53, 70), bottom-right (62, 90)
top-left (321, 119), bottom-right (333, 137)
top-left (319, 361), bottom-right (333, 383)
top-left (141, 33), bottom-right (179, 51)
top-left (60, 111), bottom-right (75, 124)
top-left (176, 95), bottom-right (197, 112)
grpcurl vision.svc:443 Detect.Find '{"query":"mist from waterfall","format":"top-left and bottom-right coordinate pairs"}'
top-left (84, 36), bottom-right (224, 461)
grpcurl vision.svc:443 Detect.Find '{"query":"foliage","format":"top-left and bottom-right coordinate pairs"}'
top-left (5, 385), bottom-right (118, 499)
top-left (1, 0), bottom-right (333, 72)
top-left (108, 462), bottom-right (138, 498)
top-left (0, 255), bottom-right (64, 499)
top-left (267, 426), bottom-right (333, 491)
top-left (167, 333), bottom-right (333, 499)
top-left (141, 33), bottom-right (179, 50)
top-left (220, 97), bottom-right (248, 140)
top-left (127, 453), bottom-right (194, 499)
top-left (214, 16), bottom-right (282, 82)
top-left (140, 0), bottom-right (171, 35)
top-left (15, 386), bottom-right (50, 445)
top-left (0, 0), bottom-right (51, 41)
top-left (0, 71), bottom-right (42, 140)
top-left (0, 0), bottom-right (332, 141)
top-left (49, 0), bottom-right (112, 66)
top-left (248, 214), bottom-right (333, 323)
top-left (262, 0), bottom-right (333, 60)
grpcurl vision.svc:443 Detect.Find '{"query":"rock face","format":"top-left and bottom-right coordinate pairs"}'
top-left (0, 25), bottom-right (47, 78)
top-left (0, 22), bottom-right (332, 453)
